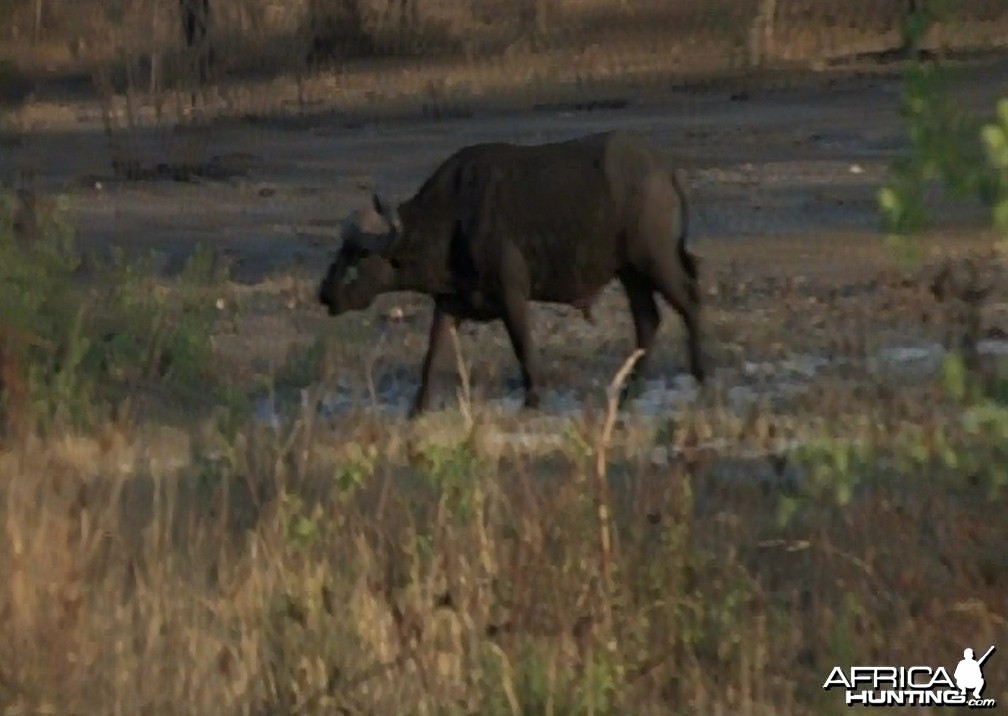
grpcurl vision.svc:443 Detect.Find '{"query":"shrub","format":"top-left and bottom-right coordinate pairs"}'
top-left (0, 188), bottom-right (230, 436)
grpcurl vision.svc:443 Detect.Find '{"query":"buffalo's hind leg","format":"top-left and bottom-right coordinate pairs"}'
top-left (410, 302), bottom-right (458, 419)
top-left (501, 294), bottom-right (542, 410)
top-left (499, 243), bottom-right (542, 410)
top-left (648, 259), bottom-right (706, 385)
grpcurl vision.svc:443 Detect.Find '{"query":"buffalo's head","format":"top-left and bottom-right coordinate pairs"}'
top-left (318, 193), bottom-right (403, 316)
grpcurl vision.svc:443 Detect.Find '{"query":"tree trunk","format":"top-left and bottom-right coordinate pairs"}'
top-left (748, 0), bottom-right (777, 68)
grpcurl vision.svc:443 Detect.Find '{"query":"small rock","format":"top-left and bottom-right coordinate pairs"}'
top-left (982, 303), bottom-right (1008, 338)
top-left (728, 385), bottom-right (757, 411)
top-left (873, 343), bottom-right (947, 378)
top-left (877, 344), bottom-right (945, 365)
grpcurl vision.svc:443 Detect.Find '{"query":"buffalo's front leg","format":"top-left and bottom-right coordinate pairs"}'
top-left (410, 303), bottom-right (458, 418)
top-left (648, 258), bottom-right (705, 385)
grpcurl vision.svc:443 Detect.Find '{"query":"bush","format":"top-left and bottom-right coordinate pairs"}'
top-left (0, 188), bottom-right (230, 436)
top-left (877, 1), bottom-right (1007, 241)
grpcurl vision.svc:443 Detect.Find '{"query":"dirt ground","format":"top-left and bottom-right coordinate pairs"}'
top-left (2, 52), bottom-right (1008, 416)
top-left (4, 54), bottom-right (1007, 279)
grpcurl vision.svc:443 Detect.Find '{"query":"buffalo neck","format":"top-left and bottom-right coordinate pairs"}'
top-left (387, 202), bottom-right (455, 295)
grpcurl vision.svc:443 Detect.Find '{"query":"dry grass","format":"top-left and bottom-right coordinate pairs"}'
top-left (1, 227), bottom-right (1007, 714)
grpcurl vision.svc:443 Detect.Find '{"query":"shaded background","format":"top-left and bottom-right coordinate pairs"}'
top-left (3, 0), bottom-right (1008, 123)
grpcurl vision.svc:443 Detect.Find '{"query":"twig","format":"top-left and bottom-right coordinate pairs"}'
top-left (448, 324), bottom-right (472, 427)
top-left (593, 348), bottom-right (644, 627)
top-left (487, 644), bottom-right (523, 716)
top-left (364, 328), bottom-right (387, 409)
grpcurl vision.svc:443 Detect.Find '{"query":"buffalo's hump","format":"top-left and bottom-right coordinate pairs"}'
top-left (392, 131), bottom-right (686, 305)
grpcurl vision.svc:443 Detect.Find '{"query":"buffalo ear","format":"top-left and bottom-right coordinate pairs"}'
top-left (389, 209), bottom-right (403, 239)
top-left (372, 192), bottom-right (392, 220)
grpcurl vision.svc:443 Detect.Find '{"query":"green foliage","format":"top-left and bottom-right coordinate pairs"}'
top-left (276, 334), bottom-right (330, 391)
top-left (878, 62), bottom-right (994, 236)
top-left (281, 492), bottom-right (322, 550)
top-left (939, 351), bottom-right (976, 403)
top-left (90, 247), bottom-right (220, 392)
top-left (932, 352), bottom-right (1008, 498)
top-left (899, 0), bottom-right (957, 54)
top-left (0, 190), bottom-right (229, 433)
top-left (414, 439), bottom-right (484, 522)
top-left (479, 640), bottom-right (624, 715)
top-left (979, 98), bottom-right (1008, 235)
top-left (878, 1), bottom-right (1008, 245)
top-left (777, 436), bottom-right (872, 528)
top-left (335, 443), bottom-right (378, 502)
top-left (1, 192), bottom-right (93, 427)
top-left (873, 61), bottom-right (1008, 499)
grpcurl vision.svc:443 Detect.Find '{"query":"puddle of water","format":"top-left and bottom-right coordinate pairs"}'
top-left (875, 343), bottom-right (946, 366)
top-left (251, 351), bottom-right (839, 429)
top-left (744, 354), bottom-right (832, 380)
top-left (872, 339), bottom-right (1008, 376)
top-left (978, 339), bottom-right (1008, 356)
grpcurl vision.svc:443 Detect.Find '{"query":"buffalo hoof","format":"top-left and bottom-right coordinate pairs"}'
top-left (619, 374), bottom-right (646, 406)
top-left (522, 391), bottom-right (541, 411)
top-left (408, 399), bottom-right (427, 420)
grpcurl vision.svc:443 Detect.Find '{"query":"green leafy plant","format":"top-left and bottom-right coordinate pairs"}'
top-left (979, 98), bottom-right (1008, 235)
top-left (414, 439), bottom-right (484, 522)
top-left (777, 436), bottom-right (872, 528)
top-left (877, 1), bottom-right (1006, 244)
top-left (0, 191), bottom-right (230, 434)
top-left (478, 638), bottom-right (624, 715)
top-left (898, 0), bottom-right (958, 57)
top-left (335, 443), bottom-right (378, 503)
top-left (878, 64), bottom-right (991, 236)
top-left (279, 492), bottom-right (322, 550)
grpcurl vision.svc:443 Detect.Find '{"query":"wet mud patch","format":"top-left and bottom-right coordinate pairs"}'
top-left (253, 338), bottom-right (1008, 433)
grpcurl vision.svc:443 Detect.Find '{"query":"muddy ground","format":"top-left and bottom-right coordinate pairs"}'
top-left (3, 54), bottom-right (1008, 425)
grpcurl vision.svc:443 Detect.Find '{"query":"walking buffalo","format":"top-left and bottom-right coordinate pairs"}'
top-left (318, 130), bottom-right (706, 417)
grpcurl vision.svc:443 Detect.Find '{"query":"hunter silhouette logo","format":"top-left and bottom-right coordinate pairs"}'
top-left (955, 647), bottom-right (994, 700)
top-left (823, 645), bottom-right (997, 709)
